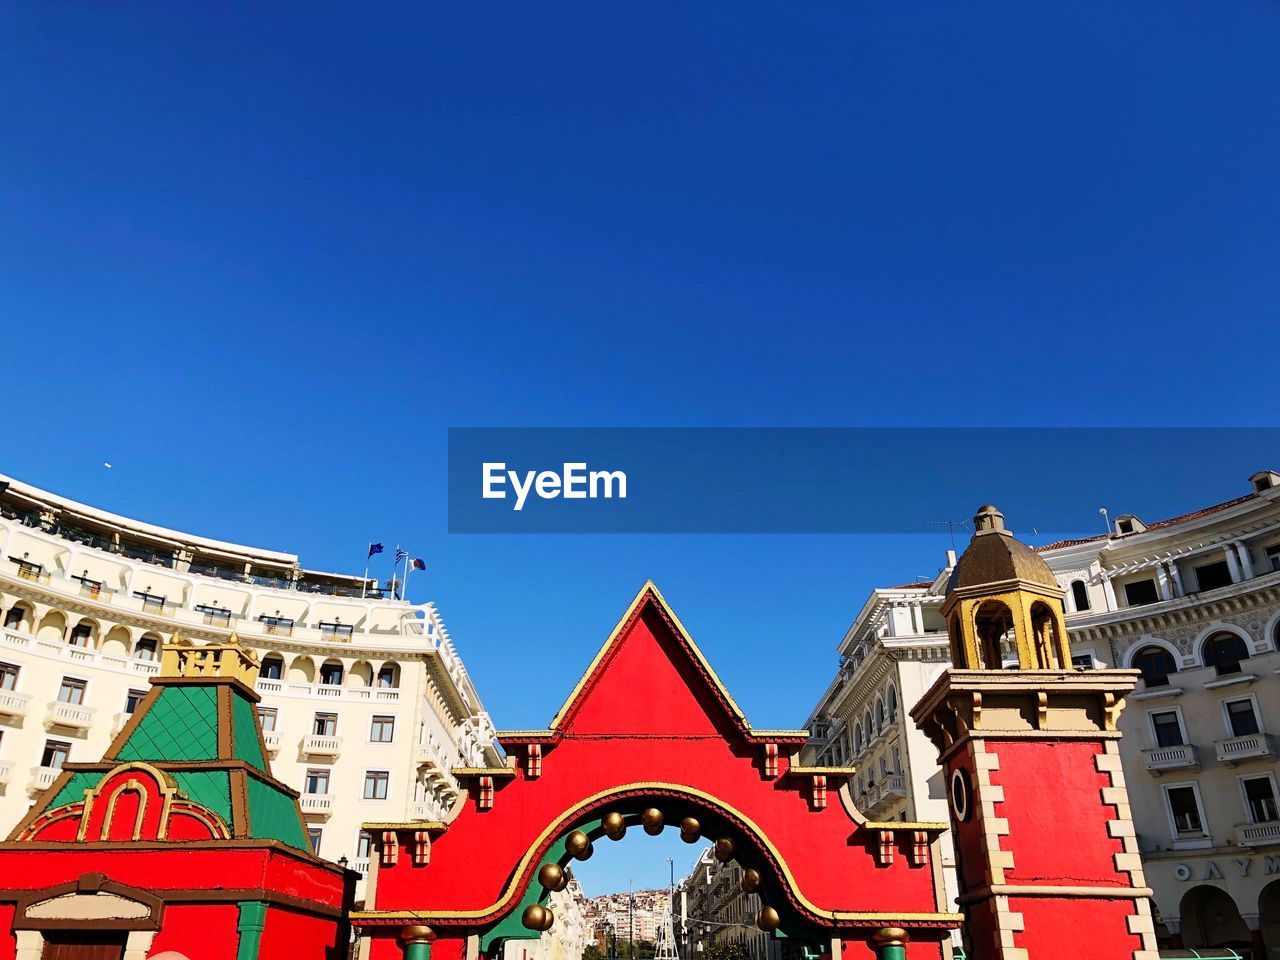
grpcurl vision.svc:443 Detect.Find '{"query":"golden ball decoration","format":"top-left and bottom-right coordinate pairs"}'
top-left (740, 868), bottom-right (762, 893)
top-left (872, 927), bottom-right (908, 948)
top-left (756, 907), bottom-right (781, 932)
top-left (565, 830), bottom-right (592, 859)
top-left (522, 906), bottom-right (548, 931)
top-left (538, 908), bottom-right (556, 932)
top-left (713, 837), bottom-right (736, 862)
top-left (399, 925), bottom-right (436, 945)
top-left (538, 863), bottom-right (566, 890)
top-left (679, 817), bottom-right (701, 843)
top-left (603, 812), bottom-right (627, 840)
top-left (641, 808), bottom-right (664, 835)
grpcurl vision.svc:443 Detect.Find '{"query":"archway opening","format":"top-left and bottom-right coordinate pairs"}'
top-left (973, 600), bottom-right (1014, 669)
top-left (1179, 885), bottom-right (1250, 953)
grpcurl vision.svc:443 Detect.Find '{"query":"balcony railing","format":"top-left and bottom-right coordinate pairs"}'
top-left (1214, 733), bottom-right (1277, 765)
top-left (409, 801), bottom-right (438, 821)
top-left (1143, 743), bottom-right (1200, 774)
top-left (262, 731), bottom-right (281, 753)
top-left (31, 766), bottom-right (61, 791)
top-left (47, 700), bottom-right (95, 730)
top-left (2, 629), bottom-right (161, 680)
top-left (0, 760), bottom-right (13, 785)
top-left (299, 793), bottom-right (334, 817)
top-left (302, 735), bottom-right (342, 758)
top-left (353, 857), bottom-right (371, 876)
top-left (0, 689), bottom-right (33, 718)
top-left (1238, 821), bottom-right (1280, 847)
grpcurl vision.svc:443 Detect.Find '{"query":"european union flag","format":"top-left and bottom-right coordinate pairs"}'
top-left (367, 542), bottom-right (384, 559)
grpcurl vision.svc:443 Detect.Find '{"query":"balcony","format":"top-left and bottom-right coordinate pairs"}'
top-left (1143, 743), bottom-right (1200, 775)
top-left (0, 689), bottom-right (32, 718)
top-left (30, 766), bottom-right (60, 791)
top-left (299, 793), bottom-right (334, 817)
top-left (1214, 733), bottom-right (1277, 766)
top-left (302, 735), bottom-right (342, 758)
top-left (409, 801), bottom-right (439, 821)
top-left (353, 857), bottom-right (371, 876)
top-left (262, 731), bottom-right (281, 754)
top-left (112, 712), bottom-right (132, 736)
top-left (865, 775), bottom-right (907, 816)
top-left (47, 700), bottom-right (95, 730)
top-left (0, 760), bottom-right (13, 785)
top-left (1238, 821), bottom-right (1280, 847)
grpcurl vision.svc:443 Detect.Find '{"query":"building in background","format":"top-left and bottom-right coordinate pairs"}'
top-left (803, 471), bottom-right (1280, 956)
top-left (0, 472), bottom-right (500, 897)
top-left (506, 875), bottom-right (590, 960)
top-left (677, 847), bottom-right (778, 960)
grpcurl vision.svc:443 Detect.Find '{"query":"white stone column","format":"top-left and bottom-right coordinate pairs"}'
top-left (1167, 561), bottom-right (1185, 598)
top-left (1225, 545), bottom-right (1243, 583)
top-left (1156, 566), bottom-right (1172, 602)
top-left (1237, 542), bottom-right (1256, 580)
top-left (1101, 573), bottom-right (1118, 611)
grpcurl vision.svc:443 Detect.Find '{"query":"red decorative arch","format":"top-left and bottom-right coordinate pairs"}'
top-left (355, 583), bottom-right (959, 959)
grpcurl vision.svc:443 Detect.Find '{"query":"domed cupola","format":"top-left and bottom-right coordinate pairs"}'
top-left (942, 505), bottom-right (1070, 670)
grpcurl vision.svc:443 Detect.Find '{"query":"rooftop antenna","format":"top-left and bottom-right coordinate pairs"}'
top-left (928, 518), bottom-right (970, 552)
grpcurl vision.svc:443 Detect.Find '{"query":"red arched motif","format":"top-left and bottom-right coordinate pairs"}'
top-left (355, 583), bottom-right (959, 959)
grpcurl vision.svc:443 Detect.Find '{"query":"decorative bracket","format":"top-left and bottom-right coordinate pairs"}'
top-left (763, 743), bottom-right (779, 778)
top-left (381, 831), bottom-right (400, 868)
top-left (526, 744), bottom-right (543, 780)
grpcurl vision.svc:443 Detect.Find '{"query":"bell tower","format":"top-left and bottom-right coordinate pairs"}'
top-left (914, 505), bottom-right (1158, 960)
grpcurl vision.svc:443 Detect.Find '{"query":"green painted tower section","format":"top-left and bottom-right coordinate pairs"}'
top-left (38, 639), bottom-right (311, 854)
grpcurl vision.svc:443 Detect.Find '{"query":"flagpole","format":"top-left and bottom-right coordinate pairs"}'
top-left (361, 547), bottom-right (371, 599)
top-left (393, 546), bottom-right (406, 601)
top-left (403, 556), bottom-right (420, 601)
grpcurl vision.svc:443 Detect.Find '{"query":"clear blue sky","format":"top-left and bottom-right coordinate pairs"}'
top-left (2, 2), bottom-right (1278, 895)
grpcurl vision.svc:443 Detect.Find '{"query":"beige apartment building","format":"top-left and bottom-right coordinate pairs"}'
top-left (0, 472), bottom-right (500, 896)
top-left (804, 470), bottom-right (1280, 957)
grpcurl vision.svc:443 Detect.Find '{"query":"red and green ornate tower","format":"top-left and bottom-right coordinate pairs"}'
top-left (912, 506), bottom-right (1158, 960)
top-left (0, 637), bottom-right (352, 959)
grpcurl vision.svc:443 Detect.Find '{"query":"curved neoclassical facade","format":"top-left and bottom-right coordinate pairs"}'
top-left (0, 472), bottom-right (500, 892)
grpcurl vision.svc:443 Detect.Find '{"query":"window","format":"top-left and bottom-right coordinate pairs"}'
top-left (1123, 580), bottom-right (1159, 607)
top-left (1132, 645), bottom-right (1177, 688)
top-left (1203, 632), bottom-right (1249, 676)
top-left (0, 662), bottom-right (19, 691)
top-left (1151, 711), bottom-right (1184, 748)
top-left (1225, 698), bottom-right (1261, 737)
top-left (363, 770), bottom-right (390, 800)
top-left (1267, 544), bottom-right (1280, 573)
top-left (370, 715), bottom-right (395, 743)
top-left (259, 655), bottom-right (283, 680)
top-left (304, 769), bottom-right (330, 795)
top-left (1242, 776), bottom-right (1279, 824)
top-left (1195, 560), bottom-right (1233, 592)
top-left (68, 624), bottom-right (92, 647)
top-left (134, 638), bottom-right (158, 662)
top-left (1072, 653), bottom-right (1096, 670)
top-left (886, 686), bottom-right (898, 721)
top-left (58, 677), bottom-right (86, 705)
top-left (308, 828), bottom-right (323, 855)
top-left (875, 700), bottom-right (885, 732)
top-left (42, 740), bottom-right (70, 769)
top-left (356, 830), bottom-right (374, 859)
top-left (892, 746), bottom-right (901, 774)
top-left (124, 689), bottom-right (148, 714)
top-left (3, 607), bottom-right (22, 630)
top-left (1165, 785), bottom-right (1205, 838)
top-left (319, 662), bottom-right (344, 686)
top-left (879, 756), bottom-right (889, 777)
top-left (257, 707), bottom-right (277, 732)
top-left (377, 665), bottom-right (398, 688)
top-left (1070, 580), bottom-right (1091, 612)
top-left (312, 713), bottom-right (337, 736)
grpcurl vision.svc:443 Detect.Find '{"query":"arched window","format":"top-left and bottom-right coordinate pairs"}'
top-left (134, 636), bottom-right (159, 662)
top-left (1202, 632), bottom-right (1249, 677)
top-left (863, 712), bottom-right (873, 743)
top-left (1132, 645), bottom-right (1177, 688)
top-left (377, 663), bottom-right (400, 689)
top-left (974, 600), bottom-right (1014, 669)
top-left (319, 660), bottom-right (344, 685)
top-left (69, 621), bottom-right (94, 648)
top-left (886, 685), bottom-right (898, 722)
top-left (1071, 580), bottom-right (1091, 612)
top-left (259, 654), bottom-right (284, 679)
top-left (854, 725), bottom-right (863, 753)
